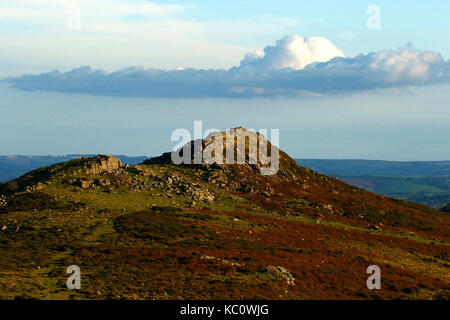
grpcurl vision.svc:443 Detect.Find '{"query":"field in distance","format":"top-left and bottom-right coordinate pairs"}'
top-left (296, 159), bottom-right (450, 209)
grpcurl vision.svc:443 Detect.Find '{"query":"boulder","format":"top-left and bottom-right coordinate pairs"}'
top-left (265, 266), bottom-right (295, 285)
top-left (73, 179), bottom-right (93, 189)
top-left (0, 195), bottom-right (7, 208)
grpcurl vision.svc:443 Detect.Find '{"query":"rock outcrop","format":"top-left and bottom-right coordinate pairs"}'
top-left (266, 266), bottom-right (295, 285)
top-left (145, 127), bottom-right (276, 165)
top-left (0, 155), bottom-right (122, 195)
top-left (160, 173), bottom-right (215, 203)
top-left (79, 155), bottom-right (122, 175)
top-left (145, 127), bottom-right (300, 180)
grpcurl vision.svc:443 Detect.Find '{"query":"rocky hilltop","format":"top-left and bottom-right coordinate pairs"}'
top-left (145, 127), bottom-right (293, 176)
top-left (0, 129), bottom-right (449, 300)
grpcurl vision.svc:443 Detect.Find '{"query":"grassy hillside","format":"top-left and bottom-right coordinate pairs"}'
top-left (0, 132), bottom-right (449, 300)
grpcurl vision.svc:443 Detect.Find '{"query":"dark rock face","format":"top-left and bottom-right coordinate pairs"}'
top-left (441, 203), bottom-right (450, 213)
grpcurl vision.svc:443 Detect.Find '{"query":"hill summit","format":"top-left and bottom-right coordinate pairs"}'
top-left (145, 127), bottom-right (297, 177)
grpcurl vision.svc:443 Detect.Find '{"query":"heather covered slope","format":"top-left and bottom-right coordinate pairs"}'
top-left (0, 131), bottom-right (449, 300)
top-left (295, 159), bottom-right (450, 209)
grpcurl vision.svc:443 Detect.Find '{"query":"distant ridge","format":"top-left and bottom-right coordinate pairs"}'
top-left (3, 157), bottom-right (450, 183)
top-left (295, 159), bottom-right (450, 177)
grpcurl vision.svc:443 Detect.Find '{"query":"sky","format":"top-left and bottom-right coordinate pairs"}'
top-left (1, 0), bottom-right (450, 160)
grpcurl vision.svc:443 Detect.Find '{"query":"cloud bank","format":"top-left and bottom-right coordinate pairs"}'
top-left (7, 35), bottom-right (450, 98)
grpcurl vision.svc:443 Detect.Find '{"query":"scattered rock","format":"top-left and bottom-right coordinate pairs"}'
top-left (200, 254), bottom-right (242, 267)
top-left (265, 266), bottom-right (295, 285)
top-left (73, 179), bottom-right (93, 189)
top-left (0, 195), bottom-right (7, 208)
top-left (368, 225), bottom-right (381, 231)
top-left (96, 179), bottom-right (111, 187)
top-left (262, 190), bottom-right (272, 197)
top-left (188, 201), bottom-right (196, 208)
top-left (158, 173), bottom-right (216, 203)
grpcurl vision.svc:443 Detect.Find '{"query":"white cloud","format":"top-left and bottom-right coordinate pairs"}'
top-left (240, 50), bottom-right (266, 65)
top-left (6, 36), bottom-right (450, 98)
top-left (240, 35), bottom-right (345, 70)
top-left (368, 48), bottom-right (445, 83)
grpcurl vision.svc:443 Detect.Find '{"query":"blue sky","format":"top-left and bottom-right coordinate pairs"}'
top-left (2, 0), bottom-right (450, 76)
top-left (1, 0), bottom-right (450, 159)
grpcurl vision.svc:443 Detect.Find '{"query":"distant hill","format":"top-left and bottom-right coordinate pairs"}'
top-left (296, 159), bottom-right (450, 208)
top-left (295, 159), bottom-right (450, 177)
top-left (0, 155), bottom-right (148, 182)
